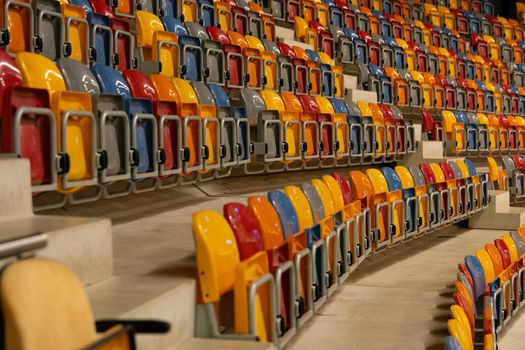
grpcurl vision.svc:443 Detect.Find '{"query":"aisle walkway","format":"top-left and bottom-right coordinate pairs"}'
top-left (286, 227), bottom-right (506, 350)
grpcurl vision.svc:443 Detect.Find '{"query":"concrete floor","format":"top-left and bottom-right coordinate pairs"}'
top-left (46, 171), bottom-right (525, 350)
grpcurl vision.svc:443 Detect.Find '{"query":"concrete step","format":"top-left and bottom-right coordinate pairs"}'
top-left (469, 190), bottom-right (525, 230)
top-left (344, 89), bottom-right (378, 104)
top-left (344, 74), bottom-right (358, 91)
top-left (400, 140), bottom-right (444, 166)
top-left (88, 274), bottom-right (196, 350)
top-left (275, 26), bottom-right (294, 41)
top-left (0, 158), bottom-right (113, 285)
top-left (281, 38), bottom-right (313, 51)
top-left (174, 338), bottom-right (274, 350)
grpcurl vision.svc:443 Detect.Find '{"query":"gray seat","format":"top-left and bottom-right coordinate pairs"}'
top-left (230, 88), bottom-right (281, 163)
top-left (203, 38), bottom-right (226, 85)
top-left (511, 231), bottom-right (525, 256)
top-left (35, 0), bottom-right (65, 60)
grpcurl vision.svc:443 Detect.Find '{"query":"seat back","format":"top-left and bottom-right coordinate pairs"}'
top-left (300, 182), bottom-right (326, 224)
top-left (87, 13), bottom-right (113, 66)
top-left (332, 172), bottom-right (352, 205)
top-left (349, 170), bottom-right (374, 207)
top-left (284, 185), bottom-right (315, 232)
top-left (475, 248), bottom-right (496, 284)
top-left (485, 243), bottom-right (504, 276)
top-left (511, 230), bottom-right (525, 257)
top-left (224, 203), bottom-right (264, 260)
top-left (464, 255), bottom-right (486, 300)
top-left (193, 210), bottom-right (241, 303)
top-left (494, 238), bottom-right (512, 269)
top-left (1, 258), bottom-right (97, 349)
top-left (248, 196), bottom-right (285, 250)
top-left (267, 190), bottom-right (299, 239)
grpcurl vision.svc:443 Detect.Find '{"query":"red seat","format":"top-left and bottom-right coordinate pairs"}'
top-left (0, 49), bottom-right (54, 188)
top-left (494, 239), bottom-right (512, 269)
top-left (111, 19), bottom-right (135, 71)
top-left (298, 95), bottom-right (332, 156)
top-left (332, 172), bottom-right (353, 205)
top-left (207, 27), bottom-right (244, 88)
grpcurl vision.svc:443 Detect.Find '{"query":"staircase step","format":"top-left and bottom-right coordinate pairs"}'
top-left (469, 190), bottom-right (525, 230)
top-left (344, 89), bottom-right (378, 104)
top-left (174, 338), bottom-right (274, 350)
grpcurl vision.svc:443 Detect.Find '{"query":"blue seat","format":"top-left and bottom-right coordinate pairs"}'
top-left (384, 36), bottom-right (405, 70)
top-left (368, 64), bottom-right (392, 104)
top-left (70, 0), bottom-right (93, 13)
top-left (92, 64), bottom-right (158, 185)
top-left (88, 13), bottom-right (113, 66)
top-left (464, 158), bottom-right (488, 207)
top-left (329, 5), bottom-right (343, 29)
top-left (443, 336), bottom-right (463, 350)
top-left (198, 0), bottom-right (215, 27)
top-left (464, 255), bottom-right (485, 301)
top-left (159, 0), bottom-right (177, 19)
top-left (161, 17), bottom-right (187, 36)
top-left (268, 190), bottom-right (300, 239)
top-left (344, 29), bottom-right (367, 64)
top-left (383, 167), bottom-right (417, 235)
top-left (306, 49), bottom-right (333, 97)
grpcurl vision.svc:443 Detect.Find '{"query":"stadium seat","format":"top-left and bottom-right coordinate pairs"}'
top-left (87, 11), bottom-right (115, 67)
top-left (0, 49), bottom-right (57, 193)
top-left (17, 52), bottom-right (98, 195)
top-left (300, 181), bottom-right (338, 294)
top-left (388, 166), bottom-right (422, 237)
top-left (230, 88), bottom-right (283, 173)
top-left (260, 90), bottom-right (302, 171)
top-left (431, 162), bottom-right (460, 222)
top-left (62, 3), bottom-right (89, 65)
top-left (111, 18), bottom-right (136, 72)
top-left (93, 64), bottom-right (160, 193)
top-left (283, 185), bottom-right (329, 309)
top-left (0, 0), bottom-right (33, 55)
top-left (501, 155), bottom-right (525, 203)
top-left (190, 81), bottom-right (222, 178)
top-left (315, 95), bottom-right (349, 166)
top-left (193, 210), bottom-right (277, 344)
top-left (223, 202), bottom-right (296, 342)
top-left (251, 194), bottom-right (314, 328)
top-left (33, 0), bottom-right (66, 61)
top-left (58, 58), bottom-right (132, 197)
top-left (208, 83), bottom-right (249, 170)
top-left (135, 11), bottom-right (179, 78)
top-left (357, 102), bottom-right (385, 163)
top-left (409, 164), bottom-right (439, 230)
top-left (463, 159), bottom-right (489, 210)
top-left (421, 163), bottom-right (451, 226)
top-left (245, 36), bottom-right (278, 91)
top-left (367, 168), bottom-right (405, 245)
top-left (349, 170), bottom-right (388, 252)
top-left (0, 257), bottom-right (170, 350)
top-left (228, 31), bottom-right (263, 90)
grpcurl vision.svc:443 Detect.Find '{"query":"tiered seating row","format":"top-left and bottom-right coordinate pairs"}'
top-left (193, 159), bottom-right (489, 348)
top-left (287, 0), bottom-right (525, 157)
top-left (0, 0), bottom-right (419, 209)
top-left (444, 226), bottom-right (525, 350)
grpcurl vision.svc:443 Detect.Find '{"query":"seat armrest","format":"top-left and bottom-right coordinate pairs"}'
top-left (96, 319), bottom-right (170, 334)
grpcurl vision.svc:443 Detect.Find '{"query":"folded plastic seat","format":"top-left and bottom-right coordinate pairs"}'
top-left (193, 210), bottom-right (277, 345)
top-left (0, 49), bottom-right (57, 193)
top-left (17, 52), bottom-right (98, 197)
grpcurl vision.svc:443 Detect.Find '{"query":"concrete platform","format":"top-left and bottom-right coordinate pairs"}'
top-left (0, 158), bottom-right (112, 285)
top-left (469, 190), bottom-right (525, 230)
top-left (344, 89), bottom-right (378, 104)
top-left (285, 227), bottom-right (507, 350)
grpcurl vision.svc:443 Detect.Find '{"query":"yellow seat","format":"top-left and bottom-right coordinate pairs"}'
top-left (136, 11), bottom-right (179, 78)
top-left (260, 90), bottom-right (301, 162)
top-left (450, 305), bottom-right (474, 350)
top-left (294, 16), bottom-right (317, 49)
top-left (315, 96), bottom-right (348, 163)
top-left (62, 4), bottom-right (88, 64)
top-left (193, 210), bottom-right (275, 343)
top-left (215, 1), bottom-right (232, 32)
top-left (228, 31), bottom-right (263, 89)
top-left (447, 319), bottom-right (473, 350)
top-left (476, 248), bottom-right (496, 285)
top-left (1, 258), bottom-right (143, 350)
top-left (0, 0), bottom-right (32, 54)
top-left (16, 52), bottom-right (96, 193)
top-left (442, 110), bottom-right (466, 154)
top-left (172, 78), bottom-right (218, 171)
top-left (246, 35), bottom-right (278, 91)
top-left (367, 168), bottom-right (404, 244)
top-left (502, 233), bottom-right (520, 263)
